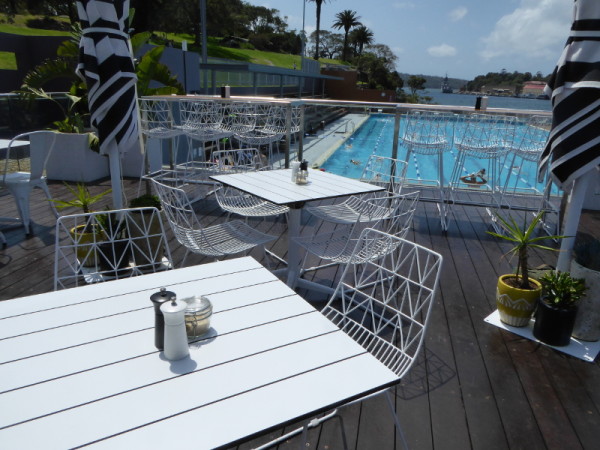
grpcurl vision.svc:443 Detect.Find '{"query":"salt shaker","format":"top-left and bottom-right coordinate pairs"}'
top-left (150, 287), bottom-right (175, 350)
top-left (160, 297), bottom-right (190, 361)
top-left (291, 160), bottom-right (301, 182)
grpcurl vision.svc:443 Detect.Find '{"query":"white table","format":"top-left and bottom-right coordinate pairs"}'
top-left (211, 168), bottom-right (383, 291)
top-left (0, 257), bottom-right (397, 449)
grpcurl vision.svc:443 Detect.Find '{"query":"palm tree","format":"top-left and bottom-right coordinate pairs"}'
top-left (332, 9), bottom-right (361, 61)
top-left (308, 0), bottom-right (332, 60)
top-left (351, 25), bottom-right (374, 57)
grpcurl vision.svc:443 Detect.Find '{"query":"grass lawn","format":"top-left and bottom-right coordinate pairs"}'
top-left (0, 14), bottom-right (349, 71)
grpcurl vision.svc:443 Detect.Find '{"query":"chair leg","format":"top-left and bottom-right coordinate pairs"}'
top-left (40, 184), bottom-right (59, 218)
top-left (385, 390), bottom-right (409, 450)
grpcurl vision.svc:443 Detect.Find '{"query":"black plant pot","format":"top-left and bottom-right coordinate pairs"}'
top-left (98, 240), bottom-right (131, 275)
top-left (533, 300), bottom-right (578, 347)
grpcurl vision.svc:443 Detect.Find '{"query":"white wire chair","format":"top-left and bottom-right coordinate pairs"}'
top-left (175, 99), bottom-right (232, 163)
top-left (138, 98), bottom-right (182, 174)
top-left (258, 228), bottom-right (443, 450)
top-left (233, 103), bottom-right (287, 164)
top-left (494, 115), bottom-right (559, 236)
top-left (1, 131), bottom-right (59, 235)
top-left (305, 156), bottom-right (408, 225)
top-left (211, 148), bottom-right (290, 219)
top-left (296, 191), bottom-right (420, 275)
top-left (447, 114), bottom-right (517, 224)
top-left (150, 178), bottom-right (276, 266)
top-left (54, 207), bottom-right (173, 290)
top-left (400, 110), bottom-right (454, 230)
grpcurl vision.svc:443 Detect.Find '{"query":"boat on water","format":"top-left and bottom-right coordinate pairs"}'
top-left (441, 74), bottom-right (453, 93)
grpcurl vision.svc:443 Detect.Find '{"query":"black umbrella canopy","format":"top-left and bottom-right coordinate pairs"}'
top-left (539, 0), bottom-right (600, 189)
top-left (76, 0), bottom-right (139, 208)
top-left (540, 0), bottom-right (600, 272)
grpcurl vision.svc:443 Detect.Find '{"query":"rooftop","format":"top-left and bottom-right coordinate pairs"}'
top-left (1, 178), bottom-right (599, 449)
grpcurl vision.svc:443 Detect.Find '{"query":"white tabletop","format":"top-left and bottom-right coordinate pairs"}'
top-left (211, 168), bottom-right (384, 206)
top-left (0, 257), bottom-right (397, 449)
top-left (0, 139), bottom-right (28, 149)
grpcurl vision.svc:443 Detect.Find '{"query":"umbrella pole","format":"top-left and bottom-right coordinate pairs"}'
top-left (108, 151), bottom-right (124, 209)
top-left (556, 169), bottom-right (595, 272)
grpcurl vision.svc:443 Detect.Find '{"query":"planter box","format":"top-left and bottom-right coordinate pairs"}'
top-left (32, 132), bottom-right (110, 182)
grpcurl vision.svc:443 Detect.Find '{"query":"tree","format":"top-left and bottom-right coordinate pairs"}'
top-left (308, 30), bottom-right (342, 59)
top-left (307, 0), bottom-right (332, 60)
top-left (350, 25), bottom-right (373, 57)
top-left (332, 9), bottom-right (361, 61)
top-left (407, 75), bottom-right (426, 96)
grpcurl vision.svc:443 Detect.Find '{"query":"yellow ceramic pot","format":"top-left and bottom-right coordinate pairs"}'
top-left (496, 274), bottom-right (542, 327)
top-left (70, 224), bottom-right (106, 268)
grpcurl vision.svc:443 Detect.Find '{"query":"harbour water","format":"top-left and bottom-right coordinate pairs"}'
top-left (423, 90), bottom-right (551, 112)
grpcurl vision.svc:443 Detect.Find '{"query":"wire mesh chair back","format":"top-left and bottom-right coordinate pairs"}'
top-left (177, 100), bottom-right (224, 134)
top-left (54, 207), bottom-right (172, 290)
top-left (222, 102), bottom-right (257, 135)
top-left (322, 228), bottom-right (442, 378)
top-left (511, 115), bottom-right (551, 161)
top-left (401, 111), bottom-right (453, 155)
top-left (343, 191), bottom-right (420, 264)
top-left (139, 99), bottom-right (180, 139)
top-left (360, 155), bottom-right (408, 194)
top-left (150, 178), bottom-right (205, 250)
top-left (262, 104), bottom-right (289, 135)
top-left (212, 148), bottom-right (267, 172)
top-left (454, 114), bottom-right (516, 159)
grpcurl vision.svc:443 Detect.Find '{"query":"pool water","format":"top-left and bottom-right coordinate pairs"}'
top-left (321, 114), bottom-right (549, 195)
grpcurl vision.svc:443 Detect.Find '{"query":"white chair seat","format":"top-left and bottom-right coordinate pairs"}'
top-left (306, 195), bottom-right (393, 224)
top-left (151, 178), bottom-right (277, 265)
top-left (174, 219), bottom-right (276, 258)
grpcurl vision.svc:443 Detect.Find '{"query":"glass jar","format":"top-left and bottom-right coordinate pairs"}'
top-left (183, 295), bottom-right (213, 339)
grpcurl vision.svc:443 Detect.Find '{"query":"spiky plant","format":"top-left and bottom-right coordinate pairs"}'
top-left (487, 211), bottom-right (565, 289)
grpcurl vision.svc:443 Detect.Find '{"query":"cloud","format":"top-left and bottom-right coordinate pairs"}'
top-left (393, 46), bottom-right (405, 55)
top-left (480, 0), bottom-right (572, 61)
top-left (449, 7), bottom-right (468, 22)
top-left (428, 44), bottom-right (457, 57)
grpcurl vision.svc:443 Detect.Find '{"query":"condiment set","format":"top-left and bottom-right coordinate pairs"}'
top-left (292, 159), bottom-right (309, 184)
top-left (150, 288), bottom-right (214, 361)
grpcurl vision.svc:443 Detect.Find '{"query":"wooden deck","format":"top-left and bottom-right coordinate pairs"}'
top-left (1, 177), bottom-right (599, 450)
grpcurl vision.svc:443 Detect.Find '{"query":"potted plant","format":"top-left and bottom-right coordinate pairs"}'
top-left (128, 194), bottom-right (165, 269)
top-left (570, 238), bottom-right (600, 341)
top-left (533, 271), bottom-right (586, 346)
top-left (487, 212), bottom-right (564, 327)
top-left (51, 183), bottom-right (112, 267)
top-left (16, 23), bottom-right (184, 181)
top-left (95, 210), bottom-right (131, 275)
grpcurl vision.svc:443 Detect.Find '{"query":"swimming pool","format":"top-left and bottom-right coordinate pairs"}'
top-left (320, 114), bottom-right (550, 195)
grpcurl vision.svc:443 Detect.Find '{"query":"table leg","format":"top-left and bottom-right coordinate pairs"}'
top-left (286, 207), bottom-right (301, 287)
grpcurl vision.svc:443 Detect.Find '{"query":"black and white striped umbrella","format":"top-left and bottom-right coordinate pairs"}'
top-left (540, 0), bottom-right (600, 271)
top-left (76, 0), bottom-right (139, 208)
top-left (539, 0), bottom-right (600, 189)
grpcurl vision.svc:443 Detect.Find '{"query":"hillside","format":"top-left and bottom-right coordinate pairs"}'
top-left (398, 73), bottom-right (468, 91)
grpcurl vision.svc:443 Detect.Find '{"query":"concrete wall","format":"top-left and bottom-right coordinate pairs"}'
top-left (321, 69), bottom-right (396, 102)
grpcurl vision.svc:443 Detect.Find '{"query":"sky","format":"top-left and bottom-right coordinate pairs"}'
top-left (245, 0), bottom-right (574, 81)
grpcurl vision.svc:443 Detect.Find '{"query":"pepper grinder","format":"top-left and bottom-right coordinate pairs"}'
top-left (150, 287), bottom-right (175, 350)
top-left (160, 297), bottom-right (190, 361)
top-left (297, 160), bottom-right (309, 184)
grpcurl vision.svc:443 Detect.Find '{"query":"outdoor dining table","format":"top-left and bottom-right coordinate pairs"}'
top-left (0, 256), bottom-right (398, 449)
top-left (210, 168), bottom-right (384, 292)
